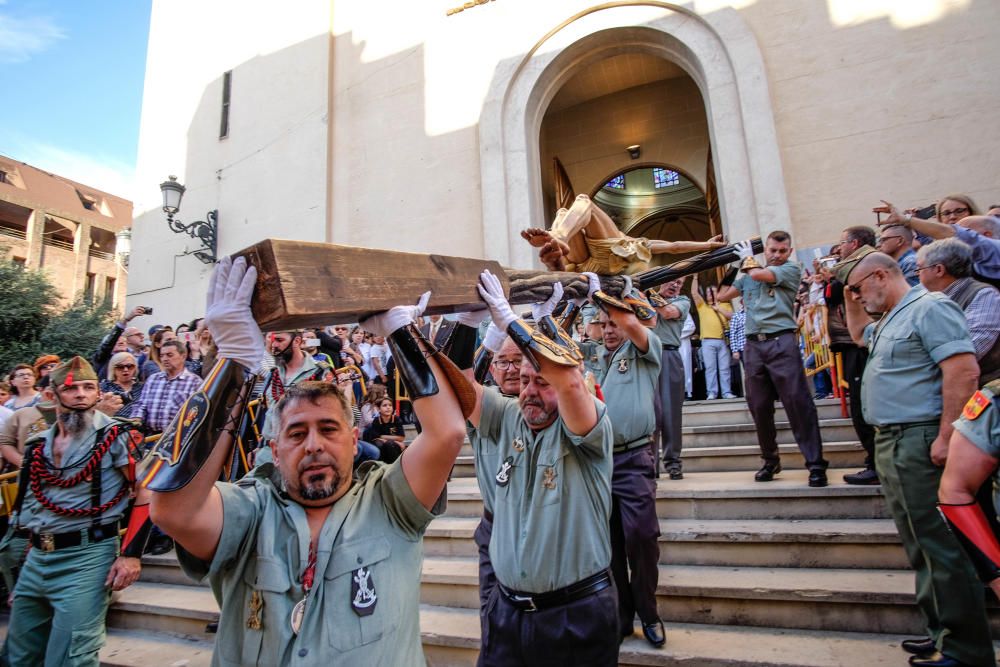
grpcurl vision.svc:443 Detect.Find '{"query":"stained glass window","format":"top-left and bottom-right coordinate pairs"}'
top-left (653, 168), bottom-right (679, 188)
top-left (605, 174), bottom-right (626, 190)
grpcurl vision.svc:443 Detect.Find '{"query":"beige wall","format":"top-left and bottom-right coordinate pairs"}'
top-left (540, 76), bottom-right (709, 219)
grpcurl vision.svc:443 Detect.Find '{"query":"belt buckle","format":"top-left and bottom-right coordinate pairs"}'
top-left (512, 594), bottom-right (538, 612)
top-left (755, 333), bottom-right (767, 342)
top-left (39, 532), bottom-right (55, 552)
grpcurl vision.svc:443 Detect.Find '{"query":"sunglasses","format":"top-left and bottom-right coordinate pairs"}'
top-left (846, 271), bottom-right (878, 295)
top-left (116, 364), bottom-right (137, 370)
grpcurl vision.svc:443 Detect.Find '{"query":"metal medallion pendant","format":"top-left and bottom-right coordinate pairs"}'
top-left (617, 358), bottom-right (629, 374)
top-left (351, 566), bottom-right (378, 617)
top-left (290, 597), bottom-right (306, 635)
top-left (496, 455), bottom-right (513, 487)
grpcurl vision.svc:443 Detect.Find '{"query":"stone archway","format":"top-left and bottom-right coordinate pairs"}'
top-left (479, 2), bottom-right (790, 268)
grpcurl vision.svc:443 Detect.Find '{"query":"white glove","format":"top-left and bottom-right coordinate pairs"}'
top-left (478, 270), bottom-right (517, 331)
top-left (360, 291), bottom-right (431, 338)
top-left (531, 282), bottom-right (564, 322)
top-left (482, 322), bottom-right (507, 354)
top-left (455, 310), bottom-right (489, 328)
top-left (205, 256), bottom-right (267, 372)
top-left (581, 272), bottom-right (602, 301)
top-left (734, 240), bottom-right (755, 260)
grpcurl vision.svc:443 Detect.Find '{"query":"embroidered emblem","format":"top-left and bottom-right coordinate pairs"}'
top-left (351, 566), bottom-right (378, 617)
top-left (617, 358), bottom-right (629, 374)
top-left (247, 590), bottom-right (263, 630)
top-left (542, 467), bottom-right (557, 490)
top-left (496, 456), bottom-right (513, 486)
top-left (512, 437), bottom-right (525, 452)
top-left (963, 391), bottom-right (990, 421)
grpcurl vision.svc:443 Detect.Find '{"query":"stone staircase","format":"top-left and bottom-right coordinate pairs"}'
top-left (9, 398), bottom-right (998, 665)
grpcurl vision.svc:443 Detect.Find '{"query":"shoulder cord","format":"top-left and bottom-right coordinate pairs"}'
top-left (27, 424), bottom-right (129, 518)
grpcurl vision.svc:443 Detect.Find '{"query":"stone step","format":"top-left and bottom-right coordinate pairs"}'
top-left (681, 397), bottom-right (845, 426)
top-left (443, 470), bottom-right (888, 520)
top-left (420, 558), bottom-right (1000, 636)
top-left (450, 441), bottom-right (869, 478)
top-left (419, 604), bottom-right (988, 667)
top-left (0, 620), bottom-right (215, 667)
top-left (107, 582), bottom-right (219, 637)
top-left (422, 516), bottom-right (908, 569)
top-left (683, 418), bottom-right (856, 447)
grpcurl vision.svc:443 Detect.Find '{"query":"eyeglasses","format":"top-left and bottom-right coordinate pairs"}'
top-left (40, 363), bottom-right (57, 370)
top-left (914, 263), bottom-right (941, 273)
top-left (491, 359), bottom-right (522, 371)
top-left (846, 271), bottom-right (878, 295)
top-left (875, 236), bottom-right (903, 246)
top-left (12, 372), bottom-right (34, 379)
top-left (940, 207), bottom-right (969, 219)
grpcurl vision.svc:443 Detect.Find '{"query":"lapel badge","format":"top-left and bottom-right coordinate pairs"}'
top-left (351, 566), bottom-right (378, 617)
top-left (542, 466), bottom-right (557, 490)
top-left (512, 437), bottom-right (525, 452)
top-left (617, 358), bottom-right (629, 374)
top-left (246, 590), bottom-right (263, 630)
top-left (496, 455), bottom-right (513, 487)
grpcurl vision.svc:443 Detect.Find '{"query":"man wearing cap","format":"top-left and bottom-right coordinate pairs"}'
top-left (651, 278), bottom-right (691, 480)
top-left (469, 270), bottom-right (618, 666)
top-left (840, 248), bottom-right (993, 667)
top-left (1, 357), bottom-right (153, 666)
top-left (145, 257), bottom-right (471, 666)
top-left (717, 231), bottom-right (828, 487)
top-left (593, 285), bottom-right (665, 648)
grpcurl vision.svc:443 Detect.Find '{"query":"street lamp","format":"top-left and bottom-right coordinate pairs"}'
top-left (115, 228), bottom-right (131, 268)
top-left (159, 175), bottom-right (218, 264)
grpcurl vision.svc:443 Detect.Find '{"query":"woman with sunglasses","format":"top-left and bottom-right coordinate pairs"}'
top-left (4, 365), bottom-right (40, 411)
top-left (101, 352), bottom-right (143, 417)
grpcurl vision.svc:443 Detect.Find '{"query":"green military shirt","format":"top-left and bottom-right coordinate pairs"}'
top-left (579, 339), bottom-right (603, 379)
top-left (862, 286), bottom-right (975, 426)
top-left (16, 411), bottom-right (133, 533)
top-left (733, 261), bottom-right (802, 335)
top-left (599, 327), bottom-right (662, 447)
top-left (652, 295), bottom-right (691, 348)
top-left (952, 380), bottom-right (1000, 515)
top-left (477, 388), bottom-right (613, 593)
top-left (177, 460), bottom-right (442, 667)
top-left (470, 387), bottom-right (506, 515)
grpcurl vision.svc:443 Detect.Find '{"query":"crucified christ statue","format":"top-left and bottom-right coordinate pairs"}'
top-left (522, 193), bottom-right (725, 274)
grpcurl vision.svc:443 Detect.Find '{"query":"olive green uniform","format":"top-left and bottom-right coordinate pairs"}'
top-left (862, 286), bottom-right (994, 666)
top-left (2, 411), bottom-right (135, 667)
top-left (176, 460), bottom-right (442, 666)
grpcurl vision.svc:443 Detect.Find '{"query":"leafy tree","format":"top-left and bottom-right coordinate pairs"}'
top-left (0, 249), bottom-right (117, 373)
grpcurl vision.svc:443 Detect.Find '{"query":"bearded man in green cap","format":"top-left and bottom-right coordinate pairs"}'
top-left (1, 356), bottom-right (154, 667)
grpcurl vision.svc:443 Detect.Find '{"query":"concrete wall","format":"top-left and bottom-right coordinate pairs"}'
top-left (131, 0), bottom-right (1000, 324)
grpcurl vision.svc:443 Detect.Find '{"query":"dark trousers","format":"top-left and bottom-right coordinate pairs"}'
top-left (654, 348), bottom-right (685, 467)
top-left (478, 582), bottom-right (619, 667)
top-left (474, 512), bottom-right (497, 666)
top-left (832, 344), bottom-right (875, 468)
top-left (743, 333), bottom-right (826, 470)
top-left (609, 446), bottom-right (660, 635)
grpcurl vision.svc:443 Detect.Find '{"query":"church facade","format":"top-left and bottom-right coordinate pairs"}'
top-left (129, 0), bottom-right (999, 323)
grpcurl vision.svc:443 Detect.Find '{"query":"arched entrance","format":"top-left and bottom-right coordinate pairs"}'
top-left (479, 3), bottom-right (790, 268)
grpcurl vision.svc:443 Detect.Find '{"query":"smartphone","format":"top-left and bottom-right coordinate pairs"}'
top-left (142, 306), bottom-right (154, 315)
top-left (180, 332), bottom-right (196, 343)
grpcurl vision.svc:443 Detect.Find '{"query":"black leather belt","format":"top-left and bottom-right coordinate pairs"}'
top-left (748, 329), bottom-right (794, 342)
top-left (499, 570), bottom-right (611, 612)
top-left (662, 344), bottom-right (679, 351)
top-left (24, 522), bottom-right (120, 553)
top-left (614, 436), bottom-right (652, 454)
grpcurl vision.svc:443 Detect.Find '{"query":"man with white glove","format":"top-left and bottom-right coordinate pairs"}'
top-left (147, 259), bottom-right (470, 666)
top-left (467, 270), bottom-right (618, 666)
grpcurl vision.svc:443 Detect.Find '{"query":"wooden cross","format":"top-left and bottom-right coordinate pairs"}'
top-left (234, 237), bottom-right (761, 331)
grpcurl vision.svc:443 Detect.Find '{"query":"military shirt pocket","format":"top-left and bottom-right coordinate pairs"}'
top-left (236, 558), bottom-right (291, 665)
top-left (883, 327), bottom-right (922, 365)
top-left (324, 535), bottom-right (394, 651)
top-left (536, 449), bottom-right (567, 506)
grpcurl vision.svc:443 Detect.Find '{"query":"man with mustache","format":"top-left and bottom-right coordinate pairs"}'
top-left (146, 257), bottom-right (470, 666)
top-left (1, 357), bottom-right (152, 666)
top-left (466, 270), bottom-right (617, 666)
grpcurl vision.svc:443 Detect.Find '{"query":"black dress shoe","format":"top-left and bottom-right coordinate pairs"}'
top-left (668, 467), bottom-right (684, 480)
top-left (754, 462), bottom-right (782, 482)
top-left (843, 468), bottom-right (880, 485)
top-left (642, 619), bottom-right (666, 648)
top-left (901, 637), bottom-right (936, 656)
top-left (908, 651), bottom-right (973, 666)
top-left (808, 469), bottom-right (828, 488)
